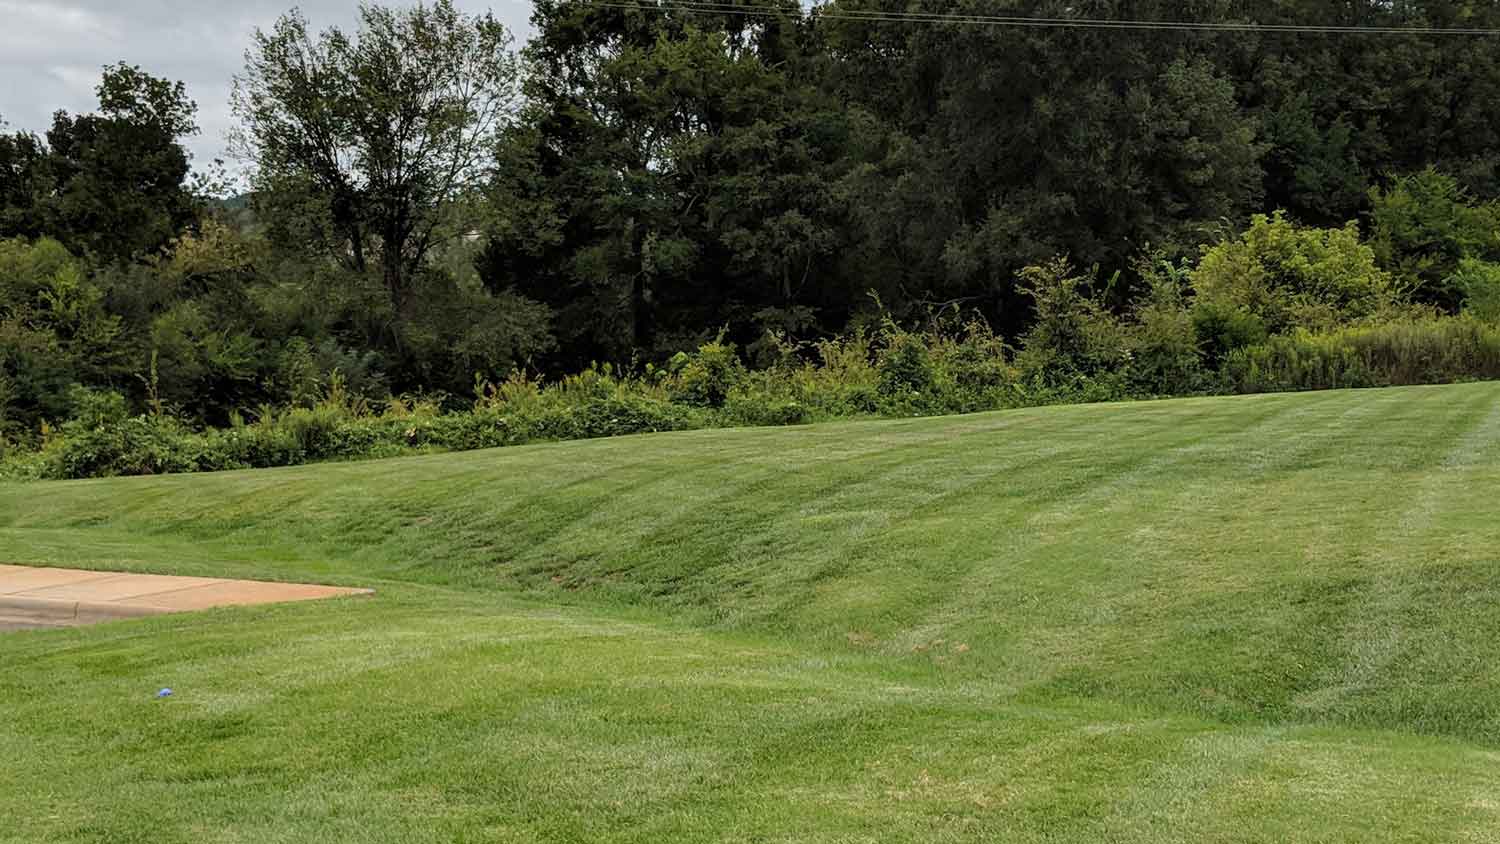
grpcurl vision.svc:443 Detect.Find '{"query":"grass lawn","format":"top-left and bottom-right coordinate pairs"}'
top-left (3, 383), bottom-right (1500, 841)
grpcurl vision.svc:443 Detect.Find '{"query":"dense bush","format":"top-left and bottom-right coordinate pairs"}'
top-left (37, 387), bottom-right (194, 478)
top-left (670, 337), bottom-right (744, 408)
top-left (13, 209), bottom-right (1500, 482)
top-left (1191, 299), bottom-right (1268, 369)
top-left (12, 304), bottom-right (1500, 481)
top-left (1193, 213), bottom-right (1395, 333)
top-left (0, 319), bottom-right (1048, 479)
top-left (1014, 258), bottom-right (1130, 383)
top-left (737, 329), bottom-right (881, 418)
top-left (0, 238), bottom-right (124, 439)
top-left (7, 379), bottom-right (708, 480)
top-left (1369, 169), bottom-right (1500, 310)
top-left (1128, 259), bottom-right (1208, 395)
top-left (1451, 259), bottom-right (1500, 323)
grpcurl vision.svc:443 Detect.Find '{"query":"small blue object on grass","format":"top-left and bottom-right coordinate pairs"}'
top-left (157, 688), bottom-right (173, 698)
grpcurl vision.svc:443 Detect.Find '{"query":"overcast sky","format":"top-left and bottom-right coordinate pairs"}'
top-left (0, 0), bottom-right (535, 166)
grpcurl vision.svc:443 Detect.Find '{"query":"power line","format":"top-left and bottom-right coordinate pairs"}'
top-left (575, 1), bottom-right (1500, 35)
top-left (591, 0), bottom-right (1500, 33)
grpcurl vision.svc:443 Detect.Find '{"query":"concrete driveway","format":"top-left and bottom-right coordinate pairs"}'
top-left (0, 564), bottom-right (372, 629)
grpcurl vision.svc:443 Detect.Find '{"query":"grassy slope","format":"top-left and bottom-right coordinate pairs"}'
top-left (3, 383), bottom-right (1500, 841)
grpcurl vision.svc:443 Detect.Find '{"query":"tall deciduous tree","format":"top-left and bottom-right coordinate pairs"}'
top-left (0, 66), bottom-right (199, 262)
top-left (233, 0), bottom-right (521, 315)
top-left (49, 64), bottom-right (199, 262)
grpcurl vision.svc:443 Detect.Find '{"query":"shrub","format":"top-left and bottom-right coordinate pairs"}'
top-left (1451, 259), bottom-right (1500, 323)
top-left (194, 424), bottom-right (304, 471)
top-left (63, 385), bottom-right (129, 429)
top-left (671, 338), bottom-right (745, 408)
top-left (722, 395), bottom-right (809, 427)
top-left (0, 240), bottom-right (125, 430)
top-left (1191, 299), bottom-right (1268, 368)
top-left (939, 321), bottom-right (1012, 389)
top-left (1224, 332), bottom-right (1373, 392)
top-left (412, 409), bottom-right (508, 451)
top-left (32, 387), bottom-right (186, 479)
top-left (507, 395), bottom-right (701, 442)
top-left (927, 319), bottom-right (1017, 413)
top-left (876, 330), bottom-right (936, 399)
top-left (274, 338), bottom-right (387, 409)
top-left (1015, 258), bottom-right (1129, 383)
top-left (1368, 168), bottom-right (1500, 310)
top-left (793, 329), bottom-right (881, 416)
top-left (1193, 212), bottom-right (1395, 333)
top-left (277, 406), bottom-right (349, 458)
top-left (1129, 259), bottom-right (1207, 395)
top-left (42, 414), bottom-right (197, 479)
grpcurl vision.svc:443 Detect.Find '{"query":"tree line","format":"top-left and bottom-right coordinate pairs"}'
top-left (5, 0), bottom-right (1500, 443)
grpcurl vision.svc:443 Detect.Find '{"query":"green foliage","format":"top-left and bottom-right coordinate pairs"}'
top-left (1193, 212), bottom-right (1395, 334)
top-left (1014, 258), bottom-right (1129, 384)
top-left (483, 0), bottom-right (856, 365)
top-left (1369, 169), bottom-right (1500, 310)
top-left (38, 387), bottom-right (192, 478)
top-left (20, 64), bottom-right (198, 261)
top-left (1226, 319), bottom-right (1500, 393)
top-left (875, 330), bottom-right (936, 401)
top-left (234, 0), bottom-right (522, 314)
top-left (63, 385), bottom-right (128, 429)
top-left (0, 237), bottom-right (124, 433)
top-left (720, 392), bottom-right (810, 428)
top-left (1259, 97), bottom-right (1366, 226)
top-left (234, 0), bottom-right (551, 389)
top-left (731, 328), bottom-right (881, 419)
top-left (39, 414), bottom-right (196, 479)
top-left (1190, 299), bottom-right (1267, 369)
top-left (0, 305), bottom-right (1101, 478)
top-left (1451, 258), bottom-right (1500, 323)
top-left (388, 269), bottom-right (555, 397)
top-left (12, 2), bottom-right (1500, 478)
top-left (273, 337), bottom-right (382, 410)
top-left (670, 337), bottom-right (746, 408)
top-left (1128, 258), bottom-right (1206, 395)
top-left (0, 128), bottom-right (49, 241)
top-left (19, 233), bottom-right (1500, 481)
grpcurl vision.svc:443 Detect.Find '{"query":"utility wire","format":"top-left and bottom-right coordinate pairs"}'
top-left (575, 0), bottom-right (1500, 35)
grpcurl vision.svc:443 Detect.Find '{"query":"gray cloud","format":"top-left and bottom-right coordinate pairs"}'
top-left (0, 0), bottom-right (534, 166)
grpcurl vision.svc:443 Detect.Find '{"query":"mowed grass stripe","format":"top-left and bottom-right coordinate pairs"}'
top-left (4, 385), bottom-right (1500, 738)
top-left (4, 384), bottom-right (1500, 841)
top-left (3, 593), bottom-right (1498, 843)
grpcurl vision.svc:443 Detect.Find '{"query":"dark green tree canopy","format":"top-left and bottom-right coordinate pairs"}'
top-left (480, 0), bottom-right (869, 366)
top-left (0, 64), bottom-right (199, 262)
top-left (481, 0), bottom-right (1500, 346)
top-left (8, 0), bottom-right (1500, 443)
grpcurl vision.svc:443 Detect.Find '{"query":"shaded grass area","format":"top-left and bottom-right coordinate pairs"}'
top-left (4, 383), bottom-right (1500, 840)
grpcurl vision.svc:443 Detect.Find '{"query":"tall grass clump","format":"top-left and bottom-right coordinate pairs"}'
top-left (1227, 318), bottom-right (1500, 392)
